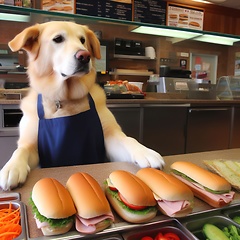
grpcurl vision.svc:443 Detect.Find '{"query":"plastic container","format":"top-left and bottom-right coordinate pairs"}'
top-left (183, 215), bottom-right (239, 239)
top-left (122, 219), bottom-right (197, 240)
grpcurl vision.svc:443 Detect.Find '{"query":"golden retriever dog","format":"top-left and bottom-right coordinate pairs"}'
top-left (0, 21), bottom-right (164, 190)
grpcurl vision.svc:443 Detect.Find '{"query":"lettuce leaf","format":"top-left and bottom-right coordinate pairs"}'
top-left (29, 197), bottom-right (74, 228)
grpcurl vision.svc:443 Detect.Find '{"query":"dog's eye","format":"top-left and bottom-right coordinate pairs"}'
top-left (53, 35), bottom-right (64, 43)
top-left (80, 37), bottom-right (85, 44)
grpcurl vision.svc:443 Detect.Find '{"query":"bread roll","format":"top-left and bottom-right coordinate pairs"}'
top-left (66, 172), bottom-right (112, 219)
top-left (171, 161), bottom-right (231, 191)
top-left (136, 168), bottom-right (194, 217)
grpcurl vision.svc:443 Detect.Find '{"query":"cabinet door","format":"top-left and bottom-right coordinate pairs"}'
top-left (230, 107), bottom-right (240, 148)
top-left (142, 105), bottom-right (188, 156)
top-left (0, 136), bottom-right (18, 169)
top-left (108, 106), bottom-right (141, 141)
top-left (186, 107), bottom-right (231, 153)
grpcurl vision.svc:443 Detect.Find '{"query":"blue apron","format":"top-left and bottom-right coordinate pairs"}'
top-left (37, 94), bottom-right (106, 168)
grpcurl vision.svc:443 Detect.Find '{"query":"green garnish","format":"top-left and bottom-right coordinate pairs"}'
top-left (172, 170), bottom-right (229, 194)
top-left (29, 197), bottom-right (74, 228)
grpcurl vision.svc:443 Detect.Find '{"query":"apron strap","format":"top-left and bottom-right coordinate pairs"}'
top-left (88, 94), bottom-right (96, 110)
top-left (37, 94), bottom-right (45, 119)
top-left (38, 94), bottom-right (94, 119)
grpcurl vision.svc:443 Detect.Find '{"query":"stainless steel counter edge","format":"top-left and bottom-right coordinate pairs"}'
top-left (1, 98), bottom-right (240, 107)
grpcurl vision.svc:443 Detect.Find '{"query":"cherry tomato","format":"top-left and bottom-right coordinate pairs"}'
top-left (141, 236), bottom-right (154, 240)
top-left (118, 192), bottom-right (147, 210)
top-left (155, 232), bottom-right (166, 240)
top-left (109, 186), bottom-right (118, 191)
top-left (163, 233), bottom-right (180, 240)
top-left (154, 235), bottom-right (168, 240)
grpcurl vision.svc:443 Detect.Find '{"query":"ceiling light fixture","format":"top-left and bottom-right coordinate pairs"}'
top-left (193, 33), bottom-right (240, 46)
top-left (131, 26), bottom-right (202, 39)
top-left (131, 25), bottom-right (240, 46)
top-left (0, 12), bottom-right (30, 22)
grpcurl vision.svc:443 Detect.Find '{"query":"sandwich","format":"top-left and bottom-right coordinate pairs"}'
top-left (105, 170), bottom-right (157, 223)
top-left (189, 21), bottom-right (200, 28)
top-left (136, 168), bottom-right (194, 217)
top-left (170, 161), bottom-right (235, 208)
top-left (30, 178), bottom-right (76, 236)
top-left (169, 14), bottom-right (178, 19)
top-left (179, 13), bottom-right (188, 21)
top-left (66, 172), bottom-right (114, 234)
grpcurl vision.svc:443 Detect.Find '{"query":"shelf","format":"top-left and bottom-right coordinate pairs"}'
top-left (0, 5), bottom-right (240, 46)
top-left (113, 54), bottom-right (155, 60)
top-left (109, 69), bottom-right (153, 76)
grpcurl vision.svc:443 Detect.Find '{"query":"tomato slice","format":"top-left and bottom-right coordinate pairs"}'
top-left (109, 186), bottom-right (118, 191)
top-left (163, 233), bottom-right (180, 240)
top-left (118, 192), bottom-right (147, 210)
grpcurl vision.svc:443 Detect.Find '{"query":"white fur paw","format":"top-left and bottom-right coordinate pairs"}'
top-left (0, 162), bottom-right (30, 191)
top-left (106, 136), bottom-right (165, 169)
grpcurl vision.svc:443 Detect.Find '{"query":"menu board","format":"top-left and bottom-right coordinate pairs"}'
top-left (134, 0), bottom-right (166, 25)
top-left (76, 0), bottom-right (132, 21)
top-left (167, 3), bottom-right (204, 30)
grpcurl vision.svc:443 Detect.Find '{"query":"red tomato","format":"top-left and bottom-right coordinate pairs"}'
top-left (141, 237), bottom-right (154, 240)
top-left (118, 192), bottom-right (147, 210)
top-left (109, 186), bottom-right (118, 191)
top-left (163, 233), bottom-right (180, 240)
top-left (154, 234), bottom-right (168, 240)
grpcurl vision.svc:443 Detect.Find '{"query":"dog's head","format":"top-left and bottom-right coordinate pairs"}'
top-left (8, 21), bottom-right (101, 98)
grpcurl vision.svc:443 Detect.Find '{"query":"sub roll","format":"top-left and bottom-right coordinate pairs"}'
top-left (136, 168), bottom-right (194, 217)
top-left (66, 172), bottom-right (114, 234)
top-left (170, 161), bottom-right (235, 208)
top-left (30, 178), bottom-right (76, 236)
top-left (105, 170), bottom-right (157, 223)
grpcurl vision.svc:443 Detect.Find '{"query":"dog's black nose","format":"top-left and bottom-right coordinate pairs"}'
top-left (75, 50), bottom-right (90, 64)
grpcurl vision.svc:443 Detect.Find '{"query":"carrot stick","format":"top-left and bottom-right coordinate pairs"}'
top-left (0, 202), bottom-right (22, 239)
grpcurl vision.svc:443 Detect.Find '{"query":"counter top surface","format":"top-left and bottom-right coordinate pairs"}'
top-left (1, 148), bottom-right (240, 239)
top-left (1, 92), bottom-right (240, 106)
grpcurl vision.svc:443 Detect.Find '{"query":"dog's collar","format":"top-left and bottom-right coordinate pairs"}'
top-left (55, 100), bottom-right (62, 109)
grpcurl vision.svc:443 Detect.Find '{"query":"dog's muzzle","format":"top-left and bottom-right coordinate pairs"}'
top-left (61, 50), bottom-right (91, 77)
top-left (75, 50), bottom-right (91, 64)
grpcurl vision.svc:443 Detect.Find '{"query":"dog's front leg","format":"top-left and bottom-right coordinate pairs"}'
top-left (0, 146), bottom-right (39, 190)
top-left (97, 105), bottom-right (165, 169)
top-left (105, 131), bottom-right (165, 169)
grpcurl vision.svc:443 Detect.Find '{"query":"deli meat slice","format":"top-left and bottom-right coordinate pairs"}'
top-left (75, 213), bottom-right (114, 234)
top-left (35, 218), bottom-right (50, 229)
top-left (174, 175), bottom-right (235, 204)
top-left (157, 200), bottom-right (191, 217)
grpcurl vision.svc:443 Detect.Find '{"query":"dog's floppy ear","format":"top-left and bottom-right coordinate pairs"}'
top-left (85, 27), bottom-right (101, 60)
top-left (8, 24), bottom-right (40, 55)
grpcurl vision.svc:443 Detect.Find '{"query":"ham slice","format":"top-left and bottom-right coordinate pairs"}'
top-left (174, 174), bottom-right (235, 204)
top-left (75, 213), bottom-right (114, 234)
top-left (35, 218), bottom-right (50, 229)
top-left (157, 199), bottom-right (191, 217)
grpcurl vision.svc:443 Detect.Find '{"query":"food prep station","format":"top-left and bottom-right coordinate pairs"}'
top-left (0, 148), bottom-right (239, 240)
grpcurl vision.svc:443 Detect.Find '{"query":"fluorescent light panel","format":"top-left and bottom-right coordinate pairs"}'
top-left (131, 26), bottom-right (202, 39)
top-left (194, 34), bottom-right (240, 46)
top-left (0, 12), bottom-right (30, 22)
top-left (132, 26), bottom-right (240, 46)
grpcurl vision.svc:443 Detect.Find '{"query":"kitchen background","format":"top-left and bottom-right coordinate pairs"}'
top-left (1, 0), bottom-right (240, 91)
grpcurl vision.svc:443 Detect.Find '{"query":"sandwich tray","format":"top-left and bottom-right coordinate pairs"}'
top-left (25, 203), bottom-right (240, 240)
top-left (0, 200), bottom-right (28, 240)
